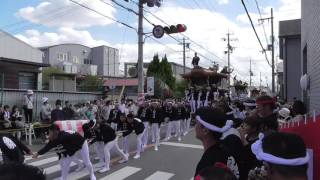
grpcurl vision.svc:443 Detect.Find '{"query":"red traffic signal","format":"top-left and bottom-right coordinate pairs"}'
top-left (163, 24), bottom-right (187, 34)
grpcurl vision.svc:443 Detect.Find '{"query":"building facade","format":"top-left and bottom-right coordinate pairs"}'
top-left (40, 44), bottom-right (119, 76)
top-left (0, 30), bottom-right (48, 90)
top-left (301, 0), bottom-right (320, 112)
top-left (279, 19), bottom-right (301, 103)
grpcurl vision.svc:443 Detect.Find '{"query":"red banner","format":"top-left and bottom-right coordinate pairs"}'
top-left (281, 117), bottom-right (320, 180)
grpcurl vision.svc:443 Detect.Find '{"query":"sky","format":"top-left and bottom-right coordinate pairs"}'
top-left (0, 0), bottom-right (301, 86)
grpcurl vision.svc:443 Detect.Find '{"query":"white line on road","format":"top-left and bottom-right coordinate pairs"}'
top-left (160, 142), bottom-right (203, 149)
top-left (44, 162), bottom-right (77, 175)
top-left (144, 171), bottom-right (174, 180)
top-left (28, 157), bottom-right (58, 166)
top-left (100, 166), bottom-right (142, 180)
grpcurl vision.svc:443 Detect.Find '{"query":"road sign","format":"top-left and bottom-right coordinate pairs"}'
top-left (152, 25), bottom-right (165, 39)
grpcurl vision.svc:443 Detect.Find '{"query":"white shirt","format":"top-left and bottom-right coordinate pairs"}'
top-left (24, 95), bottom-right (33, 109)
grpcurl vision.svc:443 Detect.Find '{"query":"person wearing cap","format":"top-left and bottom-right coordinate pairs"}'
top-left (51, 100), bottom-right (65, 122)
top-left (249, 132), bottom-right (309, 180)
top-left (256, 95), bottom-right (279, 132)
top-left (23, 90), bottom-right (34, 123)
top-left (33, 124), bottom-right (96, 180)
top-left (148, 100), bottom-right (162, 151)
top-left (40, 97), bottom-right (52, 123)
top-left (194, 107), bottom-right (240, 179)
top-left (126, 113), bottom-right (145, 159)
top-left (278, 108), bottom-right (291, 125)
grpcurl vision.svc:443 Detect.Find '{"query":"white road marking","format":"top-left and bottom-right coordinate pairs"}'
top-left (160, 142), bottom-right (203, 149)
top-left (144, 171), bottom-right (174, 180)
top-left (100, 166), bottom-right (142, 180)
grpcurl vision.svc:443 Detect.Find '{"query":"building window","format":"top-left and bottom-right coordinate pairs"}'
top-left (84, 58), bottom-right (92, 64)
top-left (57, 53), bottom-right (67, 61)
top-left (18, 72), bottom-right (37, 90)
top-left (72, 56), bottom-right (79, 64)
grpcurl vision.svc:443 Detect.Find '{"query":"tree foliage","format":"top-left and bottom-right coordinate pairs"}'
top-left (42, 67), bottom-right (64, 90)
top-left (147, 54), bottom-right (176, 90)
top-left (78, 75), bottom-right (103, 92)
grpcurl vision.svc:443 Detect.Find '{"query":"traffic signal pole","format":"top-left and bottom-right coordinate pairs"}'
top-left (183, 37), bottom-right (186, 74)
top-left (137, 0), bottom-right (144, 96)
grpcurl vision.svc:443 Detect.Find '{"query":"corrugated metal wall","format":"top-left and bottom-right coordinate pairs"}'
top-left (1, 89), bottom-right (101, 120)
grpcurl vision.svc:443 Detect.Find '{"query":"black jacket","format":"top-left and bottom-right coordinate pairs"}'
top-left (195, 143), bottom-right (239, 178)
top-left (148, 107), bottom-right (162, 124)
top-left (137, 107), bottom-right (149, 122)
top-left (0, 133), bottom-right (30, 163)
top-left (108, 109), bottom-right (120, 124)
top-left (131, 119), bottom-right (145, 135)
top-left (118, 121), bottom-right (131, 137)
top-left (173, 106), bottom-right (186, 120)
top-left (96, 124), bottom-right (116, 144)
top-left (51, 109), bottom-right (65, 122)
top-left (38, 131), bottom-right (85, 158)
top-left (163, 106), bottom-right (175, 121)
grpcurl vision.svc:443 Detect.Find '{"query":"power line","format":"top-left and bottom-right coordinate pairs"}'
top-left (240, 0), bottom-right (271, 67)
top-left (70, 0), bottom-right (137, 32)
top-left (254, 0), bottom-right (269, 45)
top-left (142, 9), bottom-right (227, 66)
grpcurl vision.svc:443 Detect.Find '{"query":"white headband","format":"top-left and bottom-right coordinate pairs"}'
top-left (243, 102), bottom-right (256, 107)
top-left (251, 133), bottom-right (310, 166)
top-left (196, 115), bottom-right (233, 133)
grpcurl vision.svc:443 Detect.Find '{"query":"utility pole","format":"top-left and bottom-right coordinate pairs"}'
top-left (183, 37), bottom-right (186, 74)
top-left (271, 8), bottom-right (275, 94)
top-left (259, 8), bottom-right (275, 94)
top-left (180, 37), bottom-right (190, 74)
top-left (249, 58), bottom-right (252, 87)
top-left (223, 30), bottom-right (236, 88)
top-left (137, 0), bottom-right (144, 97)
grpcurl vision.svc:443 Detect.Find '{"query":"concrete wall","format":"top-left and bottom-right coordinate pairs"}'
top-left (283, 37), bottom-right (302, 102)
top-left (301, 0), bottom-right (320, 112)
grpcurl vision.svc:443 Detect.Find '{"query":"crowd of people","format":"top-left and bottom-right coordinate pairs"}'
top-left (0, 88), bottom-right (311, 180)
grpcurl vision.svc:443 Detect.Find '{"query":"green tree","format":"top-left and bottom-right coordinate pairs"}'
top-left (147, 54), bottom-right (160, 77)
top-left (42, 67), bottom-right (64, 90)
top-left (161, 55), bottom-right (175, 89)
top-left (78, 75), bottom-right (103, 92)
top-left (174, 79), bottom-right (188, 98)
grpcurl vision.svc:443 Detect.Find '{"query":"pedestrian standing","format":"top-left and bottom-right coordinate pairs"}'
top-left (40, 97), bottom-right (51, 123)
top-left (117, 113), bottom-right (131, 156)
top-left (23, 90), bottom-right (34, 123)
top-left (164, 101), bottom-right (175, 141)
top-left (149, 101), bottom-right (162, 151)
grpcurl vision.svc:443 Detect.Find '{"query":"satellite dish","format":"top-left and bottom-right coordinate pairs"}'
top-left (128, 67), bottom-right (138, 77)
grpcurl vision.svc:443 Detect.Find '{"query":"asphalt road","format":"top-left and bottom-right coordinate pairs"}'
top-left (24, 124), bottom-right (204, 180)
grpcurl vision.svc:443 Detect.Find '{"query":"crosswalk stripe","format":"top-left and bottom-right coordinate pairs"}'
top-left (28, 157), bottom-right (58, 166)
top-left (100, 166), bottom-right (142, 180)
top-left (160, 142), bottom-right (203, 149)
top-left (44, 162), bottom-right (77, 175)
top-left (144, 171), bottom-right (174, 180)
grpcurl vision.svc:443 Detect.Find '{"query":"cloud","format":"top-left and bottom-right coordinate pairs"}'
top-left (15, 27), bottom-right (110, 47)
top-left (217, 0), bottom-right (229, 5)
top-left (16, 0), bottom-right (116, 28)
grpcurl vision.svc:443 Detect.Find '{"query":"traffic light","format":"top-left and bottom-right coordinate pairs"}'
top-left (163, 24), bottom-right (187, 34)
top-left (144, 0), bottom-right (162, 7)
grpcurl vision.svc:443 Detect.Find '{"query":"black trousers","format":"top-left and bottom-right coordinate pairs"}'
top-left (24, 108), bottom-right (33, 123)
